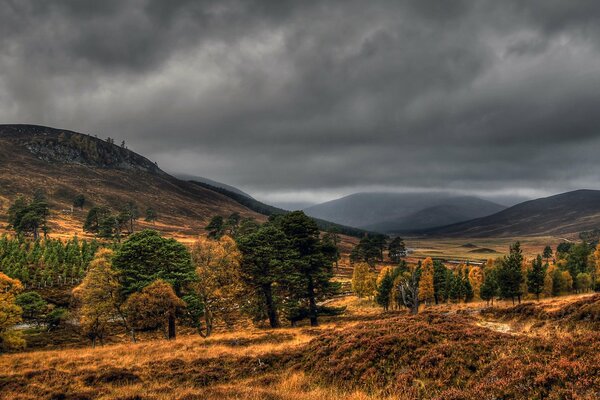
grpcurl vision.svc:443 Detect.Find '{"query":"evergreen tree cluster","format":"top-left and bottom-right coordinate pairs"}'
top-left (0, 235), bottom-right (99, 288)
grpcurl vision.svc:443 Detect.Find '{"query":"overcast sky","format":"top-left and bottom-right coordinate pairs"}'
top-left (2, 1), bottom-right (600, 206)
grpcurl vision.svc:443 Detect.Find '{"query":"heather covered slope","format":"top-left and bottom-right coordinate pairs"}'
top-left (1, 295), bottom-right (599, 400)
top-left (0, 124), bottom-right (264, 240)
top-left (425, 190), bottom-right (600, 237)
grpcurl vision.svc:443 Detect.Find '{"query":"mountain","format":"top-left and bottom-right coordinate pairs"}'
top-left (304, 192), bottom-right (505, 232)
top-left (424, 189), bottom-right (600, 237)
top-left (0, 124), bottom-right (265, 238)
top-left (0, 124), bottom-right (366, 240)
top-left (175, 173), bottom-right (253, 198)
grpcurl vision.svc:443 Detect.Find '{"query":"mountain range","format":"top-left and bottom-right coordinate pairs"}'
top-left (303, 192), bottom-right (506, 233)
top-left (423, 189), bottom-right (600, 237)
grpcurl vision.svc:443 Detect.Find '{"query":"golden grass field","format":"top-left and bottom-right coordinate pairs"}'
top-left (2, 293), bottom-right (599, 400)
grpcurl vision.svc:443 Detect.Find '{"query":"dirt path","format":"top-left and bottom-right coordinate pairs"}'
top-left (476, 320), bottom-right (515, 334)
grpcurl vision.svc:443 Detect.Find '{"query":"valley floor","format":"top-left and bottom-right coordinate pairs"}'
top-left (2, 293), bottom-right (599, 400)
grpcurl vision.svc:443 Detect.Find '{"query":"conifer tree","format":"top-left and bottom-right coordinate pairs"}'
top-left (376, 270), bottom-right (394, 311)
top-left (527, 255), bottom-right (546, 300)
top-left (497, 242), bottom-right (525, 304)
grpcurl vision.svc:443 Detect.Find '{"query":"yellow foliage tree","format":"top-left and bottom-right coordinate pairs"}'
top-left (376, 266), bottom-right (393, 287)
top-left (191, 235), bottom-right (242, 337)
top-left (561, 270), bottom-right (573, 293)
top-left (593, 244), bottom-right (600, 288)
top-left (125, 279), bottom-right (185, 339)
top-left (0, 272), bottom-right (25, 351)
top-left (543, 264), bottom-right (555, 298)
top-left (468, 266), bottom-right (484, 300)
top-left (73, 249), bottom-right (127, 346)
top-left (352, 262), bottom-right (376, 298)
top-left (418, 258), bottom-right (435, 304)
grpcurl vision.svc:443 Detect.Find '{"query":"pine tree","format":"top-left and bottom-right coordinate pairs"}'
top-left (497, 242), bottom-right (525, 304)
top-left (527, 255), bottom-right (546, 300)
top-left (376, 270), bottom-right (394, 311)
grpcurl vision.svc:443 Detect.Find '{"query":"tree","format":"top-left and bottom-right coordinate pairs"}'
top-left (83, 206), bottom-right (112, 235)
top-left (237, 224), bottom-right (291, 328)
top-left (418, 258), bottom-right (435, 305)
top-left (321, 231), bottom-right (340, 270)
top-left (527, 255), bottom-right (546, 300)
top-left (388, 237), bottom-right (406, 263)
top-left (556, 242), bottom-right (573, 257)
top-left (480, 267), bottom-right (498, 306)
top-left (376, 270), bottom-right (394, 311)
top-left (351, 262), bottom-right (376, 298)
top-left (594, 244), bottom-right (600, 291)
top-left (576, 272), bottom-right (592, 293)
top-left (0, 273), bottom-right (25, 351)
top-left (112, 230), bottom-right (194, 296)
top-left (351, 234), bottom-right (386, 266)
top-left (205, 216), bottom-right (225, 239)
top-left (543, 246), bottom-right (553, 263)
top-left (125, 280), bottom-right (185, 339)
top-left (15, 292), bottom-right (47, 324)
top-left (119, 202), bottom-right (140, 234)
top-left (277, 211), bottom-right (339, 327)
top-left (145, 208), bottom-right (157, 224)
top-left (72, 249), bottom-right (127, 346)
top-left (463, 268), bottom-right (474, 302)
top-left (73, 194), bottom-right (86, 210)
top-left (497, 242), bottom-right (525, 304)
top-left (468, 266), bottom-right (484, 300)
top-left (432, 260), bottom-right (448, 304)
top-left (191, 236), bottom-right (242, 337)
top-left (8, 193), bottom-right (50, 240)
top-left (398, 266), bottom-right (420, 315)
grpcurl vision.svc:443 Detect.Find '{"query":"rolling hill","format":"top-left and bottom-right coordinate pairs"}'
top-left (304, 192), bottom-right (505, 232)
top-left (424, 189), bottom-right (600, 237)
top-left (0, 124), bottom-right (265, 241)
top-left (0, 124), bottom-right (366, 244)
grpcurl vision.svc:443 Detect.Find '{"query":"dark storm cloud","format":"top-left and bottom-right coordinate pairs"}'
top-left (2, 0), bottom-right (600, 203)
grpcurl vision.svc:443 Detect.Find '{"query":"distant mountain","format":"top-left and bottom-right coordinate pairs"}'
top-left (186, 180), bottom-right (369, 238)
top-left (304, 192), bottom-right (505, 232)
top-left (424, 189), bottom-right (600, 237)
top-left (175, 173), bottom-right (253, 198)
top-left (271, 201), bottom-right (316, 211)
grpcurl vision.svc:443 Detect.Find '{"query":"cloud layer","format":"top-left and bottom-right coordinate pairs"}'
top-left (2, 0), bottom-right (600, 204)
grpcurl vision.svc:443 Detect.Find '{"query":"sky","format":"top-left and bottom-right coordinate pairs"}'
top-left (2, 1), bottom-right (600, 207)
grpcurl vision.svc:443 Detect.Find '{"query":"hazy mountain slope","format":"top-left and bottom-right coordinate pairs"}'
top-left (186, 180), bottom-right (369, 238)
top-left (0, 124), bottom-right (264, 240)
top-left (176, 173), bottom-right (253, 198)
top-left (304, 192), bottom-right (505, 232)
top-left (424, 190), bottom-right (600, 237)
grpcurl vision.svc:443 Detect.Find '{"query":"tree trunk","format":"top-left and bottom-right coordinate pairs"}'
top-left (263, 284), bottom-right (280, 328)
top-left (168, 313), bottom-right (176, 339)
top-left (307, 277), bottom-right (318, 327)
top-left (203, 308), bottom-right (213, 337)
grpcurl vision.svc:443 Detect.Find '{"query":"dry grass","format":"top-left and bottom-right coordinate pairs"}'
top-left (2, 294), bottom-right (600, 399)
top-left (405, 236), bottom-right (566, 261)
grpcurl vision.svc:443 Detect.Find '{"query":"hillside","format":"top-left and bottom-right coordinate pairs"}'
top-left (2, 294), bottom-right (599, 399)
top-left (0, 124), bottom-right (264, 241)
top-left (424, 189), bottom-right (600, 237)
top-left (304, 192), bottom-right (505, 232)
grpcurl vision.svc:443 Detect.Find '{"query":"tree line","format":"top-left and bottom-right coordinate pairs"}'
top-left (352, 240), bottom-right (600, 314)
